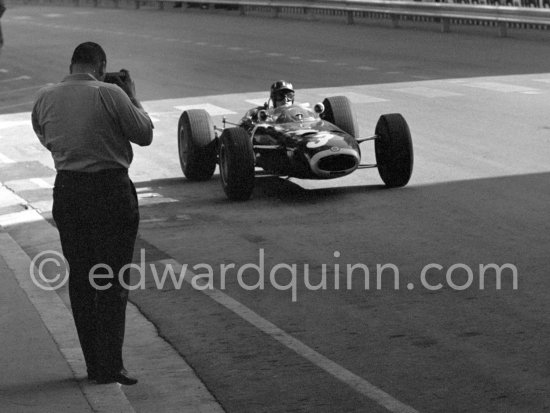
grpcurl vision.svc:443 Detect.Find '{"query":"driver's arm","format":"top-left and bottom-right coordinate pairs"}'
top-left (240, 106), bottom-right (262, 129)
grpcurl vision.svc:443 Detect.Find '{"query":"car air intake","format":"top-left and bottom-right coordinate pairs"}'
top-left (317, 155), bottom-right (358, 172)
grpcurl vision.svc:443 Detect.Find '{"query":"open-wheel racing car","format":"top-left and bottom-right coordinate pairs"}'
top-left (177, 95), bottom-right (413, 201)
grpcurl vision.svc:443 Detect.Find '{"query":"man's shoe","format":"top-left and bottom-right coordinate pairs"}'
top-left (95, 370), bottom-right (138, 386)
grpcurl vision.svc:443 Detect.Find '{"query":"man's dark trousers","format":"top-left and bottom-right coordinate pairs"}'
top-left (52, 169), bottom-right (139, 377)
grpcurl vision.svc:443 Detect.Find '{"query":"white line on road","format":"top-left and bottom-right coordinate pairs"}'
top-left (0, 75), bottom-right (31, 83)
top-left (0, 153), bottom-right (15, 163)
top-left (323, 91), bottom-right (387, 104)
top-left (0, 84), bottom-right (51, 96)
top-left (0, 101), bottom-right (34, 111)
top-left (29, 178), bottom-right (53, 189)
top-left (245, 98), bottom-right (268, 107)
top-left (158, 258), bottom-right (419, 413)
top-left (463, 81), bottom-right (539, 93)
top-left (0, 118), bottom-right (32, 130)
top-left (393, 86), bottom-right (463, 98)
top-left (174, 103), bottom-right (236, 116)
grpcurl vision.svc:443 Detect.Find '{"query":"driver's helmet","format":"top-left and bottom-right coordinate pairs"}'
top-left (270, 80), bottom-right (295, 107)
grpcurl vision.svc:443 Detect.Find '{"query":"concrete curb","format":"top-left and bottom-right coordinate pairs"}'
top-left (1, 207), bottom-right (225, 412)
top-left (0, 231), bottom-right (136, 413)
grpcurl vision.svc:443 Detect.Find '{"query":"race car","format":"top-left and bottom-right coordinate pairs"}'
top-left (177, 95), bottom-right (413, 201)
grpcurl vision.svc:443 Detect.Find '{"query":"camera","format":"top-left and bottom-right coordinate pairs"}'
top-left (104, 71), bottom-right (127, 84)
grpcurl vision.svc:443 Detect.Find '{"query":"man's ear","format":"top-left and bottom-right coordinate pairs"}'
top-left (98, 61), bottom-right (106, 78)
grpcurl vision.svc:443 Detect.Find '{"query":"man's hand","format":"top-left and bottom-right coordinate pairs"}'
top-left (115, 69), bottom-right (136, 99)
top-left (111, 69), bottom-right (143, 109)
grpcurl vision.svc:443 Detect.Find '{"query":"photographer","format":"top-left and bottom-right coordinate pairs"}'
top-left (31, 42), bottom-right (153, 385)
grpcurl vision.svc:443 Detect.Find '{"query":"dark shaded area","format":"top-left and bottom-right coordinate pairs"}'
top-left (122, 171), bottom-right (550, 413)
top-left (5, 171), bottom-right (550, 412)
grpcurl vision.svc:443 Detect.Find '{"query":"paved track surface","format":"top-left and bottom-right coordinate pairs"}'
top-left (1, 5), bottom-right (550, 412)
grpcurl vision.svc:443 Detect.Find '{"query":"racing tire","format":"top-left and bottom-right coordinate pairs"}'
top-left (219, 127), bottom-right (255, 201)
top-left (374, 114), bottom-right (413, 188)
top-left (321, 95), bottom-right (359, 138)
top-left (178, 109), bottom-right (217, 181)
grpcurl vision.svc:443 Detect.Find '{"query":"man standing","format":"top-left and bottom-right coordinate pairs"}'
top-left (31, 42), bottom-right (153, 385)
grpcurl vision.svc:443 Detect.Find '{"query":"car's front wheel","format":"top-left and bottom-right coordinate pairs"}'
top-left (375, 113), bottom-right (413, 188)
top-left (219, 127), bottom-right (255, 201)
top-left (178, 109), bottom-right (217, 181)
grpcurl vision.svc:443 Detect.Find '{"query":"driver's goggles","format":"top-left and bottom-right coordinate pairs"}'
top-left (274, 91), bottom-right (295, 101)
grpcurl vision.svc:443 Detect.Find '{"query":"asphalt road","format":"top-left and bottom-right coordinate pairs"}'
top-left (2, 4), bottom-right (550, 412)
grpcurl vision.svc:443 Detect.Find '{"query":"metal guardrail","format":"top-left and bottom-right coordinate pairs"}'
top-left (68, 0), bottom-right (550, 37)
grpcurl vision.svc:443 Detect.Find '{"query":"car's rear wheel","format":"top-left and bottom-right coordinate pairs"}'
top-left (178, 109), bottom-right (217, 181)
top-left (219, 127), bottom-right (255, 201)
top-left (375, 113), bottom-right (413, 188)
top-left (321, 95), bottom-right (359, 138)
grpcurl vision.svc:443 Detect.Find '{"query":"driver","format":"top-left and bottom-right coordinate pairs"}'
top-left (270, 80), bottom-right (295, 108)
top-left (240, 80), bottom-right (295, 129)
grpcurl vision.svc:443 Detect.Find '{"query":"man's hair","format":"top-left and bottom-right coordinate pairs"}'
top-left (71, 42), bottom-right (106, 67)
